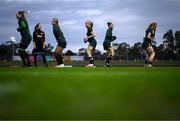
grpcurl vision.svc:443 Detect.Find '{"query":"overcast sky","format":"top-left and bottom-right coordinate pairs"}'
top-left (0, 0), bottom-right (180, 52)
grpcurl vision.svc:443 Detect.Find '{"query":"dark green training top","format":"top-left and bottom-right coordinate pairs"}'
top-left (142, 28), bottom-right (155, 49)
top-left (17, 18), bottom-right (32, 48)
top-left (53, 24), bottom-right (66, 44)
top-left (103, 28), bottom-right (116, 50)
top-left (104, 28), bottom-right (114, 43)
top-left (145, 28), bottom-right (155, 41)
top-left (86, 28), bottom-right (97, 48)
top-left (17, 18), bottom-right (31, 38)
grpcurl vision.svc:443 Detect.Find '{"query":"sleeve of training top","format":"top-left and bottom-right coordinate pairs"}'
top-left (106, 29), bottom-right (112, 39)
top-left (17, 21), bottom-right (26, 32)
top-left (53, 26), bottom-right (61, 40)
top-left (43, 32), bottom-right (46, 42)
top-left (106, 29), bottom-right (116, 41)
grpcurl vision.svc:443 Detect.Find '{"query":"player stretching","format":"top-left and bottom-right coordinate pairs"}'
top-left (16, 11), bottom-right (32, 67)
top-left (84, 20), bottom-right (97, 67)
top-left (103, 22), bottom-right (117, 67)
top-left (142, 22), bottom-right (157, 67)
top-left (52, 18), bottom-right (67, 68)
top-left (33, 23), bottom-right (48, 67)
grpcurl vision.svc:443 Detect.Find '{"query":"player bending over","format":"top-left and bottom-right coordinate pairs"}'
top-left (16, 11), bottom-right (32, 67)
top-left (52, 18), bottom-right (67, 68)
top-left (33, 23), bottom-right (48, 67)
top-left (84, 20), bottom-right (97, 67)
top-left (103, 22), bottom-right (117, 67)
top-left (142, 22), bottom-right (157, 67)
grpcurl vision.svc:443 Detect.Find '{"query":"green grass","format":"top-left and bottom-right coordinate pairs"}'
top-left (0, 67), bottom-right (180, 120)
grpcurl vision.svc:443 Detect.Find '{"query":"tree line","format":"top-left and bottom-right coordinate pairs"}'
top-left (0, 29), bottom-right (180, 61)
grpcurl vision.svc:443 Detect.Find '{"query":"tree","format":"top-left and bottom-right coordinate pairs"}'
top-left (129, 42), bottom-right (142, 60)
top-left (175, 31), bottom-right (180, 57)
top-left (163, 30), bottom-right (176, 60)
top-left (65, 50), bottom-right (76, 56)
top-left (45, 43), bottom-right (54, 55)
top-left (163, 30), bottom-right (175, 51)
top-left (78, 48), bottom-right (86, 56)
top-left (0, 43), bottom-right (13, 60)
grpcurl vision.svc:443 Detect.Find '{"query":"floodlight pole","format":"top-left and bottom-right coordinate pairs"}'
top-left (10, 37), bottom-right (16, 61)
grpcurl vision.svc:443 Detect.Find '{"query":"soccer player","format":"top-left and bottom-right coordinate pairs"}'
top-left (33, 23), bottom-right (48, 67)
top-left (16, 11), bottom-right (32, 67)
top-left (84, 20), bottom-right (97, 67)
top-left (103, 22), bottom-right (117, 67)
top-left (52, 18), bottom-right (67, 68)
top-left (142, 22), bottom-right (157, 67)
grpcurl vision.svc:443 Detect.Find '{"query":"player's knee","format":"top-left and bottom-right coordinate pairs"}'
top-left (18, 49), bottom-right (24, 54)
top-left (54, 52), bottom-right (59, 57)
top-left (86, 49), bottom-right (91, 55)
top-left (111, 52), bottom-right (115, 57)
top-left (152, 51), bottom-right (155, 56)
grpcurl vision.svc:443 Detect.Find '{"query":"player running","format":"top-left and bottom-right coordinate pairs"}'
top-left (103, 22), bottom-right (117, 67)
top-left (142, 22), bottom-right (157, 67)
top-left (52, 18), bottom-right (67, 68)
top-left (16, 11), bottom-right (32, 67)
top-left (84, 20), bottom-right (97, 67)
top-left (33, 23), bottom-right (48, 67)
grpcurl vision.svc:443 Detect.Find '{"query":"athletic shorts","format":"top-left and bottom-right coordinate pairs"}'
top-left (57, 41), bottom-right (67, 48)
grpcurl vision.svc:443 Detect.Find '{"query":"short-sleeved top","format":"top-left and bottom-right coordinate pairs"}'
top-left (145, 28), bottom-right (155, 41)
top-left (33, 30), bottom-right (45, 48)
top-left (86, 28), bottom-right (97, 48)
top-left (104, 28), bottom-right (113, 44)
top-left (87, 28), bottom-right (96, 42)
top-left (53, 25), bottom-right (66, 44)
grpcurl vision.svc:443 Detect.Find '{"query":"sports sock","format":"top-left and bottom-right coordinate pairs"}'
top-left (89, 57), bottom-right (94, 64)
top-left (18, 50), bottom-right (27, 66)
top-left (41, 54), bottom-right (47, 65)
top-left (55, 53), bottom-right (63, 65)
top-left (145, 60), bottom-right (148, 65)
top-left (106, 56), bottom-right (112, 64)
top-left (24, 51), bottom-right (31, 65)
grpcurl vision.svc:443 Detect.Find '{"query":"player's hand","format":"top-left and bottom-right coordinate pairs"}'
top-left (84, 38), bottom-right (88, 43)
top-left (112, 36), bottom-right (117, 41)
top-left (17, 28), bottom-right (20, 32)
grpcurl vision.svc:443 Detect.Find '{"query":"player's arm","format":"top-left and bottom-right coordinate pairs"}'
top-left (33, 32), bottom-right (36, 49)
top-left (43, 32), bottom-right (46, 49)
top-left (106, 30), bottom-right (116, 41)
top-left (54, 26), bottom-right (61, 40)
top-left (17, 21), bottom-right (26, 32)
top-left (84, 31), bottom-right (96, 43)
top-left (147, 32), bottom-right (153, 41)
top-left (111, 36), bottom-right (117, 41)
top-left (87, 31), bottom-right (96, 39)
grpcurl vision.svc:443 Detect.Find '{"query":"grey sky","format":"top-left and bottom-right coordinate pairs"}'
top-left (0, 0), bottom-right (180, 52)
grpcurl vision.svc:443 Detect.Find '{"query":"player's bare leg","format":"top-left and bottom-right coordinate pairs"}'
top-left (105, 48), bottom-right (114, 67)
top-left (86, 46), bottom-right (95, 67)
top-left (54, 46), bottom-right (64, 68)
top-left (146, 46), bottom-right (155, 67)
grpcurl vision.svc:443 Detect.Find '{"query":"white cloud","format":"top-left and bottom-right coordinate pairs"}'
top-left (77, 9), bottom-right (103, 16)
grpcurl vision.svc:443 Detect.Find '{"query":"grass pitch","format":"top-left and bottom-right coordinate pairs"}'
top-left (0, 67), bottom-right (180, 120)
